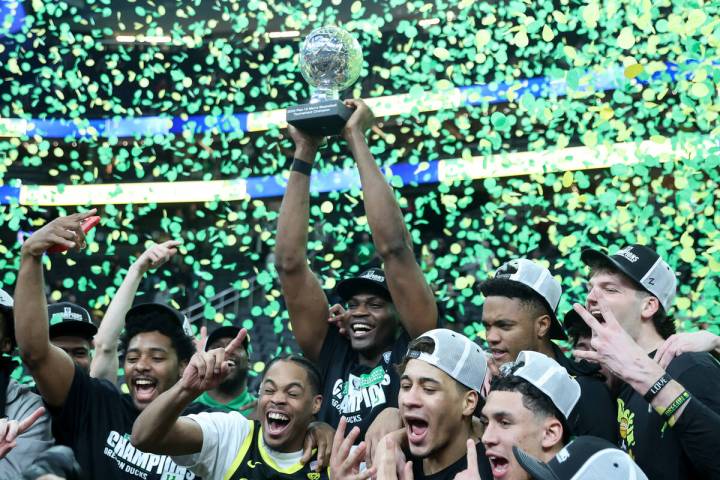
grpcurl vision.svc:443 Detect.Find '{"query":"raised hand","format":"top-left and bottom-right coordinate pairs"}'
top-left (571, 296), bottom-right (664, 388)
top-left (0, 406), bottom-right (46, 459)
top-left (180, 328), bottom-right (247, 395)
top-left (301, 421), bottom-right (335, 472)
top-left (132, 240), bottom-right (182, 275)
top-left (328, 303), bottom-right (349, 337)
top-left (288, 125), bottom-right (324, 160)
top-left (453, 439), bottom-right (483, 480)
top-left (342, 99), bottom-right (375, 141)
top-left (21, 210), bottom-right (97, 257)
top-left (329, 417), bottom-right (376, 480)
top-left (375, 434), bottom-right (413, 480)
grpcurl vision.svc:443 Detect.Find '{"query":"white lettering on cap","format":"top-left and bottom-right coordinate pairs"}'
top-left (62, 307), bottom-right (84, 321)
top-left (361, 271), bottom-right (385, 282)
top-left (616, 247), bottom-right (639, 263)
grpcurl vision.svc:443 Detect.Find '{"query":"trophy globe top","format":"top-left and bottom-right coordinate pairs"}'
top-left (299, 26), bottom-right (363, 103)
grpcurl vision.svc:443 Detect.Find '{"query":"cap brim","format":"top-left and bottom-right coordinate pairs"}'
top-left (513, 446), bottom-right (560, 480)
top-left (205, 326), bottom-right (249, 352)
top-left (49, 321), bottom-right (97, 341)
top-left (335, 277), bottom-right (391, 302)
top-left (581, 248), bottom-right (639, 282)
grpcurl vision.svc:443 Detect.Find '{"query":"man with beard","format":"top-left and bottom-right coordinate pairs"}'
top-left (132, 339), bottom-right (332, 480)
top-left (14, 211), bottom-right (202, 479)
top-left (481, 351), bottom-right (581, 480)
top-left (47, 302), bottom-right (97, 374)
top-left (186, 325), bottom-right (256, 416)
top-left (275, 99), bottom-right (437, 437)
top-left (479, 258), bottom-right (616, 441)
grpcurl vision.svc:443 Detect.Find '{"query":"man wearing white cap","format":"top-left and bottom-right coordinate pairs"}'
top-left (480, 259), bottom-right (615, 441)
top-left (481, 351), bottom-right (581, 480)
top-left (574, 244), bottom-right (720, 479)
top-left (330, 328), bottom-right (492, 480)
top-left (513, 435), bottom-right (648, 480)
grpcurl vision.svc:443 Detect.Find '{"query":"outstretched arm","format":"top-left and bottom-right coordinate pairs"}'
top-left (91, 240), bottom-right (181, 382)
top-left (274, 127), bottom-right (330, 362)
top-left (342, 99), bottom-right (437, 338)
top-left (132, 329), bottom-right (247, 455)
top-left (15, 211), bottom-right (96, 408)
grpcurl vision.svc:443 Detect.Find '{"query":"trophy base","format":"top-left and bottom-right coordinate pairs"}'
top-left (286, 100), bottom-right (353, 137)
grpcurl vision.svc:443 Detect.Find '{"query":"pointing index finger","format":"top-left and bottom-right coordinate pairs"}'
top-left (465, 439), bottom-right (479, 473)
top-left (224, 328), bottom-right (248, 355)
top-left (572, 303), bottom-right (603, 332)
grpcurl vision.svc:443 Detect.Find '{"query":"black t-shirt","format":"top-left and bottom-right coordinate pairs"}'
top-left (552, 344), bottom-right (617, 442)
top-left (50, 365), bottom-right (209, 480)
top-left (317, 327), bottom-right (410, 439)
top-left (411, 441), bottom-right (492, 480)
top-left (616, 351), bottom-right (720, 480)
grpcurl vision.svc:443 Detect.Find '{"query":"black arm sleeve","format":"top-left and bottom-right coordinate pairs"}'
top-left (671, 396), bottom-right (720, 478)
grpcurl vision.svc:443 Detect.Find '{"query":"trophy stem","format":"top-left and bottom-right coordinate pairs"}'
top-left (310, 85), bottom-right (340, 103)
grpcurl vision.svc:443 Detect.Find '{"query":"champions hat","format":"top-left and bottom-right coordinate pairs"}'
top-left (205, 325), bottom-right (250, 352)
top-left (513, 435), bottom-right (648, 480)
top-left (404, 328), bottom-right (487, 393)
top-left (48, 302), bottom-right (97, 341)
top-left (581, 244), bottom-right (676, 311)
top-left (482, 259), bottom-right (566, 340)
top-left (335, 267), bottom-right (392, 302)
top-left (126, 303), bottom-right (194, 337)
top-left (501, 351), bottom-right (581, 421)
top-left (0, 288), bottom-right (15, 348)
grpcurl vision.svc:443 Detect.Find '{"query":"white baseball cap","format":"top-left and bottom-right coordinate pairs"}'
top-left (483, 258), bottom-right (566, 339)
top-left (405, 328), bottom-right (487, 393)
top-left (502, 350), bottom-right (581, 421)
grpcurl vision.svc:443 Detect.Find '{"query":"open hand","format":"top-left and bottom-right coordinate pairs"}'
top-left (654, 331), bottom-right (720, 369)
top-left (301, 421), bottom-right (335, 472)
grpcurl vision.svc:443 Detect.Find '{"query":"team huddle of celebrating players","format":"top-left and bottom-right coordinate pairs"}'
top-left (1, 101), bottom-right (719, 480)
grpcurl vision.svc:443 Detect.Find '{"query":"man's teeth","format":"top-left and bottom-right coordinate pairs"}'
top-left (352, 324), bottom-right (373, 333)
top-left (135, 379), bottom-right (154, 386)
top-left (268, 412), bottom-right (289, 421)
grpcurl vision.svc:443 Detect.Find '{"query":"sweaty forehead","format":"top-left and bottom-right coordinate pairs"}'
top-left (52, 335), bottom-right (92, 349)
top-left (127, 331), bottom-right (174, 352)
top-left (403, 358), bottom-right (454, 386)
top-left (483, 390), bottom-right (528, 417)
top-left (264, 360), bottom-right (309, 388)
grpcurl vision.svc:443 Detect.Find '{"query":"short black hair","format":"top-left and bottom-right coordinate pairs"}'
top-left (119, 314), bottom-right (195, 364)
top-left (264, 354), bottom-right (322, 396)
top-left (480, 278), bottom-right (551, 318)
top-left (490, 374), bottom-right (571, 444)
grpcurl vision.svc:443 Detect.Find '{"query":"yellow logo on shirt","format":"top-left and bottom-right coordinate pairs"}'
top-left (307, 473), bottom-right (321, 480)
top-left (617, 398), bottom-right (636, 455)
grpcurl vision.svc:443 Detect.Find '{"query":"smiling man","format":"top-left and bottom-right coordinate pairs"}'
top-left (275, 100), bottom-right (437, 437)
top-left (481, 351), bottom-right (581, 480)
top-left (479, 258), bottom-right (616, 442)
top-left (14, 212), bottom-right (202, 480)
top-left (132, 343), bottom-right (331, 480)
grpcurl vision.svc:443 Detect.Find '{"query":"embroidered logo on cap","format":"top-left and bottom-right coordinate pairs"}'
top-left (616, 247), bottom-right (640, 263)
top-left (361, 271), bottom-right (385, 282)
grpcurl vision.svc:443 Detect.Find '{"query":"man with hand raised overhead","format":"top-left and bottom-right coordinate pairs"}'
top-left (132, 328), bottom-right (334, 479)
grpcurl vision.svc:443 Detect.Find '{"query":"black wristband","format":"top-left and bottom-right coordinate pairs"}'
top-left (291, 158), bottom-right (313, 176)
top-left (644, 373), bottom-right (671, 402)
